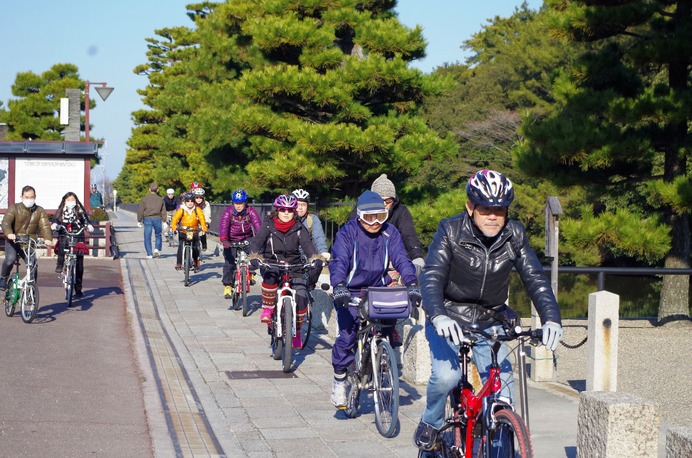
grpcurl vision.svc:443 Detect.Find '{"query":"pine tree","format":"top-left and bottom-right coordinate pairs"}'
top-left (518, 0), bottom-right (691, 323)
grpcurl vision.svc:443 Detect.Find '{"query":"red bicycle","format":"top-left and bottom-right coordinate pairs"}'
top-left (420, 325), bottom-right (542, 458)
top-left (228, 240), bottom-right (251, 316)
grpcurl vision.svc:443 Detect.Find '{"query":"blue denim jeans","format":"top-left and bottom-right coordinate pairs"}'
top-left (143, 217), bottom-right (162, 256)
top-left (421, 322), bottom-right (514, 429)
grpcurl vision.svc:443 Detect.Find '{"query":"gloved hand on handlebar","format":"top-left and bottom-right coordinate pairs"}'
top-left (542, 321), bottom-right (563, 352)
top-left (222, 240), bottom-right (231, 250)
top-left (249, 258), bottom-right (261, 270)
top-left (311, 258), bottom-right (323, 270)
top-left (87, 224), bottom-right (94, 232)
top-left (431, 315), bottom-right (465, 345)
top-left (407, 282), bottom-right (422, 308)
top-left (51, 222), bottom-right (58, 231)
top-left (332, 283), bottom-right (351, 308)
top-left (199, 231), bottom-right (205, 237)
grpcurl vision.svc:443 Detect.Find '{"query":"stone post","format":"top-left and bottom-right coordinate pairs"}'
top-left (587, 290), bottom-right (619, 391)
top-left (530, 302), bottom-right (554, 381)
top-left (401, 308), bottom-right (431, 385)
top-left (666, 426), bottom-right (692, 458)
top-left (577, 391), bottom-right (659, 457)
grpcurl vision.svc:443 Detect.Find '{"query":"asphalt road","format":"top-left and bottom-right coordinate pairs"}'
top-left (0, 257), bottom-right (152, 457)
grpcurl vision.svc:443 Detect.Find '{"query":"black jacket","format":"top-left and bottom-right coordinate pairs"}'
top-left (421, 212), bottom-right (561, 328)
top-left (249, 216), bottom-right (318, 278)
top-left (348, 201), bottom-right (424, 260)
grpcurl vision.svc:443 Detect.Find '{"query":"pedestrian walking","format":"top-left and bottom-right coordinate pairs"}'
top-left (137, 182), bottom-right (167, 259)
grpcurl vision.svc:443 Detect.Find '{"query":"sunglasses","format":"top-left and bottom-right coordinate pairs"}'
top-left (358, 211), bottom-right (388, 225)
top-left (474, 206), bottom-right (507, 216)
top-left (383, 198), bottom-right (395, 205)
top-left (277, 207), bottom-right (295, 213)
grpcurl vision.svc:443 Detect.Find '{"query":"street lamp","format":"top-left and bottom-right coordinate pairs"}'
top-left (84, 81), bottom-right (114, 142)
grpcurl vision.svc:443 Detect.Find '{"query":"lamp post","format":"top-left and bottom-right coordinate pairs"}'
top-left (84, 81), bottom-right (114, 142)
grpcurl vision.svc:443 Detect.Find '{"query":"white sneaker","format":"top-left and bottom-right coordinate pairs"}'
top-left (153, 249), bottom-right (160, 258)
top-left (146, 255), bottom-right (153, 259)
top-left (331, 379), bottom-right (348, 409)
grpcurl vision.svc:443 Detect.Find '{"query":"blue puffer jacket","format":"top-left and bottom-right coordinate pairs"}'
top-left (330, 219), bottom-right (417, 293)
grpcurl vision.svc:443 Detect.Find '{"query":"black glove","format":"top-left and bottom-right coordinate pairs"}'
top-left (222, 240), bottom-right (231, 250)
top-left (311, 258), bottom-right (324, 270)
top-left (407, 283), bottom-right (422, 308)
top-left (249, 258), bottom-right (261, 270)
top-left (333, 284), bottom-right (351, 308)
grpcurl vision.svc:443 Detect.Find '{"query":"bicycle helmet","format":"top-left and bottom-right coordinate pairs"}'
top-left (182, 192), bottom-right (195, 201)
top-left (166, 188), bottom-right (175, 195)
top-left (273, 194), bottom-right (298, 209)
top-left (190, 181), bottom-right (203, 190)
top-left (193, 187), bottom-right (205, 196)
top-left (292, 189), bottom-right (310, 202)
top-left (466, 169), bottom-right (514, 207)
top-left (231, 189), bottom-right (249, 203)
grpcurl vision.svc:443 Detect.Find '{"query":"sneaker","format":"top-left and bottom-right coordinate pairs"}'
top-left (147, 255), bottom-right (153, 259)
top-left (249, 273), bottom-right (256, 286)
top-left (193, 260), bottom-right (201, 272)
top-left (224, 285), bottom-right (232, 299)
top-left (55, 264), bottom-right (64, 273)
top-left (175, 264), bottom-right (182, 271)
top-left (153, 249), bottom-right (160, 258)
top-left (201, 247), bottom-right (207, 252)
top-left (330, 380), bottom-right (348, 409)
top-left (75, 289), bottom-right (83, 298)
top-left (260, 308), bottom-right (273, 323)
top-left (413, 421), bottom-right (439, 451)
top-left (292, 335), bottom-right (303, 349)
top-left (0, 277), bottom-right (7, 291)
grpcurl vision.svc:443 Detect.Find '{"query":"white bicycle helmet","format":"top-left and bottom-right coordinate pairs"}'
top-left (193, 187), bottom-right (206, 196)
top-left (292, 189), bottom-right (310, 202)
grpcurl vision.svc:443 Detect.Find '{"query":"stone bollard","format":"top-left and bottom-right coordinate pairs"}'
top-left (577, 391), bottom-right (659, 457)
top-left (586, 290), bottom-right (619, 391)
top-left (530, 303), bottom-right (554, 381)
top-left (666, 426), bottom-right (692, 457)
top-left (401, 309), bottom-right (431, 385)
top-left (310, 273), bottom-right (338, 339)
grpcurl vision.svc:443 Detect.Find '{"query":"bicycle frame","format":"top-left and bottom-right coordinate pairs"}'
top-left (440, 326), bottom-right (541, 457)
top-left (230, 241), bottom-right (251, 295)
top-left (5, 236), bottom-right (43, 323)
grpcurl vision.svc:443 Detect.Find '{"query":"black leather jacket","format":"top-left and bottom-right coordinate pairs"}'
top-left (421, 212), bottom-right (561, 328)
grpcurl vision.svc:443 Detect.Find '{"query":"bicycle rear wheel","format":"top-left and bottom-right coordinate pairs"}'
top-left (21, 283), bottom-right (39, 323)
top-left (373, 340), bottom-right (399, 437)
top-left (4, 292), bottom-right (14, 317)
top-left (271, 308), bottom-right (282, 360)
top-left (298, 299), bottom-right (312, 350)
top-left (240, 265), bottom-right (249, 316)
top-left (281, 297), bottom-right (293, 372)
top-left (483, 408), bottom-right (533, 458)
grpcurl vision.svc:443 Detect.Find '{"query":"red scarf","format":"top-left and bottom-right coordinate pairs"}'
top-left (273, 217), bottom-right (296, 233)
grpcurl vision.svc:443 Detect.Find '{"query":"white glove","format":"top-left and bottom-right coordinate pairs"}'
top-left (431, 315), bottom-right (465, 345)
top-left (87, 224), bottom-right (94, 232)
top-left (412, 257), bottom-right (425, 276)
top-left (137, 222), bottom-right (143, 228)
top-left (320, 252), bottom-right (331, 261)
top-left (51, 222), bottom-right (58, 231)
top-left (162, 222), bottom-right (168, 231)
top-left (542, 321), bottom-right (563, 352)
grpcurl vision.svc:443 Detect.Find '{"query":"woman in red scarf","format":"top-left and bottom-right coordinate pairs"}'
top-left (249, 194), bottom-right (323, 348)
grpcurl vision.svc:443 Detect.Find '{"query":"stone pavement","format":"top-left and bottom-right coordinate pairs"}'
top-left (113, 209), bottom-right (579, 457)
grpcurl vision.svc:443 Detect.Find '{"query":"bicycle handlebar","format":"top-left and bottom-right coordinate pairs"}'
top-left (56, 224), bottom-right (86, 237)
top-left (228, 240), bottom-right (250, 248)
top-left (461, 325), bottom-right (542, 343)
top-left (255, 260), bottom-right (316, 271)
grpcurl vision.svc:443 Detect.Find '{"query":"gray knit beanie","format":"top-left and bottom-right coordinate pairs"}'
top-left (371, 174), bottom-right (396, 199)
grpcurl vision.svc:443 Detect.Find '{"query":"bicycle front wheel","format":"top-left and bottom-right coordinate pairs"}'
top-left (483, 408), bottom-right (533, 458)
top-left (282, 297), bottom-right (293, 373)
top-left (271, 307), bottom-right (282, 360)
top-left (21, 283), bottom-right (39, 323)
top-left (183, 245), bottom-right (191, 287)
top-left (240, 265), bottom-right (249, 316)
top-left (65, 262), bottom-right (76, 307)
top-left (373, 340), bottom-right (399, 438)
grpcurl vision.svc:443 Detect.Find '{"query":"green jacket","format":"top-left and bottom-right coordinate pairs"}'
top-left (2, 203), bottom-right (54, 240)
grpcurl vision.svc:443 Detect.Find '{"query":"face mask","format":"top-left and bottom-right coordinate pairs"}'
top-left (65, 201), bottom-right (77, 209)
top-left (22, 199), bottom-right (35, 208)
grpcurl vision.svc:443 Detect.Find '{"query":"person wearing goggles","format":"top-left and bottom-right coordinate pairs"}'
top-left (328, 190), bottom-right (421, 409)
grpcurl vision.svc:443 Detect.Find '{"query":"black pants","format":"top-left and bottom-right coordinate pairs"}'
top-left (177, 233), bottom-right (200, 265)
top-left (1, 240), bottom-right (27, 278)
top-left (222, 245), bottom-right (249, 286)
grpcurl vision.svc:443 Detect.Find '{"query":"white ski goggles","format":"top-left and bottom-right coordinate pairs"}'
top-left (357, 209), bottom-right (388, 225)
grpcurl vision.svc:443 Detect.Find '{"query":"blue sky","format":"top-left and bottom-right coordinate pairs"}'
top-left (0, 0), bottom-right (542, 181)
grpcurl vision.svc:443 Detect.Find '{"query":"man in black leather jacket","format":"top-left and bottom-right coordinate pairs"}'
top-left (413, 170), bottom-right (563, 451)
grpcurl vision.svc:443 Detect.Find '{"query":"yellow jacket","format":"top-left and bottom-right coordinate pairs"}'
top-left (171, 206), bottom-right (207, 232)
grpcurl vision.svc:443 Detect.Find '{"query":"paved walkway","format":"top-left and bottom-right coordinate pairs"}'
top-left (113, 209), bottom-right (579, 457)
